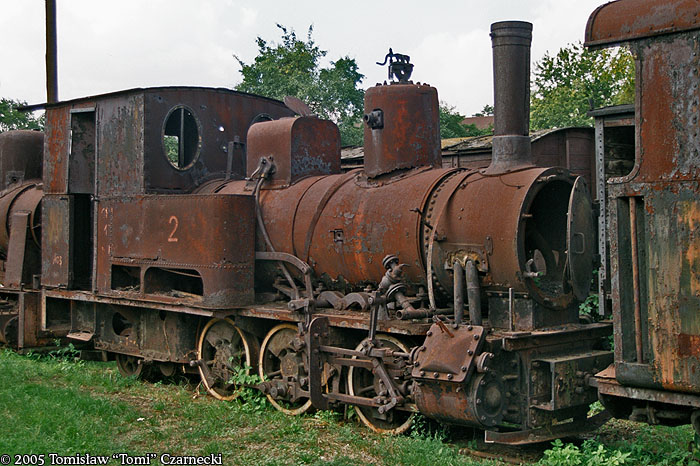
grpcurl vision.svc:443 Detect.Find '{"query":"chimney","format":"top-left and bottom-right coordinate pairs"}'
top-left (46, 0), bottom-right (58, 103)
top-left (484, 21), bottom-right (533, 175)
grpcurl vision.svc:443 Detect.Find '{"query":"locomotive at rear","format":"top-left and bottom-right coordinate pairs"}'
top-left (586, 0), bottom-right (700, 434)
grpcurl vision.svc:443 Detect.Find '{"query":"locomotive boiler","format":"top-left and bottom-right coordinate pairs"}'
top-left (0, 16), bottom-right (613, 445)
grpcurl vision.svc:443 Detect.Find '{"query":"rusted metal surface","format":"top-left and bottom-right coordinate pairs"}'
top-left (486, 21), bottom-right (533, 175)
top-left (0, 182), bottom-right (42, 261)
top-left (0, 9), bottom-right (623, 445)
top-left (16, 292), bottom-right (47, 348)
top-left (596, 367), bottom-right (700, 409)
top-left (0, 131), bottom-right (43, 190)
top-left (238, 304), bottom-right (431, 335)
top-left (530, 351), bottom-right (612, 411)
top-left (246, 117), bottom-right (341, 187)
top-left (45, 0), bottom-right (58, 103)
top-left (566, 177), bottom-right (595, 302)
top-left (596, 7), bottom-right (700, 398)
top-left (40, 194), bottom-right (71, 287)
top-left (68, 110), bottom-right (95, 194)
top-left (143, 88), bottom-right (294, 192)
top-left (5, 212), bottom-right (32, 289)
top-left (42, 87), bottom-right (294, 196)
top-left (96, 194), bottom-right (255, 308)
top-left (411, 323), bottom-right (484, 383)
top-left (585, 0), bottom-right (700, 48)
top-left (363, 83), bottom-right (440, 177)
top-left (629, 196), bottom-right (644, 364)
top-left (484, 411), bottom-right (611, 445)
top-left (98, 94), bottom-right (146, 196)
top-left (0, 299), bottom-right (17, 346)
top-left (216, 168), bottom-right (447, 287)
top-left (342, 128), bottom-right (600, 197)
top-left (586, 0), bottom-right (700, 432)
top-left (218, 163), bottom-right (589, 326)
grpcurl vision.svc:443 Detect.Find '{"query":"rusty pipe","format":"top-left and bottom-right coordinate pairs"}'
top-left (466, 260), bottom-right (482, 326)
top-left (629, 196), bottom-right (644, 363)
top-left (254, 175), bottom-right (299, 300)
top-left (453, 261), bottom-right (465, 325)
top-left (485, 21), bottom-right (533, 175)
top-left (45, 0), bottom-right (58, 103)
top-left (396, 307), bottom-right (452, 320)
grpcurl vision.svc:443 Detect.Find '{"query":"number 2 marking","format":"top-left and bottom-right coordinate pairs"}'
top-left (168, 216), bottom-right (179, 242)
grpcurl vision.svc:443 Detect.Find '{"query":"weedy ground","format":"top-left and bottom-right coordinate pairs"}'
top-left (0, 347), bottom-right (697, 466)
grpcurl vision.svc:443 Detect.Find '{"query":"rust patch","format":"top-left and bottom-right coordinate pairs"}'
top-left (681, 201), bottom-right (700, 295)
top-left (678, 333), bottom-right (700, 357)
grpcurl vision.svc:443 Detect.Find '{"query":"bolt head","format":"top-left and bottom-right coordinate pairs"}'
top-left (420, 371), bottom-right (425, 377)
top-left (434, 372), bottom-right (439, 378)
top-left (447, 374), bottom-right (453, 380)
top-left (474, 334), bottom-right (480, 340)
top-left (427, 331), bottom-right (432, 336)
top-left (461, 366), bottom-right (467, 372)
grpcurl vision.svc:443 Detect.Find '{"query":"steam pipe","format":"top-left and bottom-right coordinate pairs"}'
top-left (466, 260), bottom-right (482, 325)
top-left (453, 261), bottom-right (465, 326)
top-left (485, 21), bottom-right (533, 175)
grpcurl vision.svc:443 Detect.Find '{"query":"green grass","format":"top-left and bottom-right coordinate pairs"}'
top-left (0, 348), bottom-right (696, 465)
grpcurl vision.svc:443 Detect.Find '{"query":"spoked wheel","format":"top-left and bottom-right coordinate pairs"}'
top-left (1, 316), bottom-right (18, 347)
top-left (115, 327), bottom-right (149, 378)
top-left (115, 353), bottom-right (147, 378)
top-left (347, 334), bottom-right (414, 434)
top-left (259, 323), bottom-right (312, 415)
top-left (197, 317), bottom-right (258, 401)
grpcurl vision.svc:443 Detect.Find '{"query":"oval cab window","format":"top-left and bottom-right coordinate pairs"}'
top-left (162, 106), bottom-right (201, 170)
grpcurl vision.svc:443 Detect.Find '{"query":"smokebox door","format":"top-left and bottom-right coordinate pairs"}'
top-left (566, 176), bottom-right (595, 301)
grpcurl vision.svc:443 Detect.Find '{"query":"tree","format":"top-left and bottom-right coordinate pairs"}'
top-left (235, 25), bottom-right (365, 146)
top-left (0, 98), bottom-right (44, 133)
top-left (439, 102), bottom-right (491, 139)
top-left (530, 42), bottom-right (634, 130)
top-left (473, 104), bottom-right (494, 117)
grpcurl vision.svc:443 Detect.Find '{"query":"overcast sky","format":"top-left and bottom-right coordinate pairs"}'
top-left (0, 0), bottom-right (607, 116)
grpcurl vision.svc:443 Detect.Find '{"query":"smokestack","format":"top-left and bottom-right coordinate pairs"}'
top-left (46, 0), bottom-right (58, 104)
top-left (484, 21), bottom-right (533, 175)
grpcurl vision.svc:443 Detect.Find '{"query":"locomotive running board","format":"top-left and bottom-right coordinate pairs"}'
top-left (484, 410), bottom-right (611, 445)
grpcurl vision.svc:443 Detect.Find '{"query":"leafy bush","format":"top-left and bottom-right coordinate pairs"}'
top-left (228, 364), bottom-right (268, 412)
top-left (539, 439), bottom-right (630, 466)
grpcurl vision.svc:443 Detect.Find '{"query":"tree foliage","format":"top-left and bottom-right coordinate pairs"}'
top-left (473, 104), bottom-right (494, 117)
top-left (439, 102), bottom-right (492, 139)
top-left (235, 25), bottom-right (365, 146)
top-left (530, 42), bottom-right (635, 130)
top-left (0, 98), bottom-right (44, 133)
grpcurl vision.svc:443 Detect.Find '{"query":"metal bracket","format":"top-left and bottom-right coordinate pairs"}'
top-left (307, 317), bottom-right (330, 410)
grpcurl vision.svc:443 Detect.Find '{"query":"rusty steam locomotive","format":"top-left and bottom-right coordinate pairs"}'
top-left (0, 0), bottom-right (698, 445)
